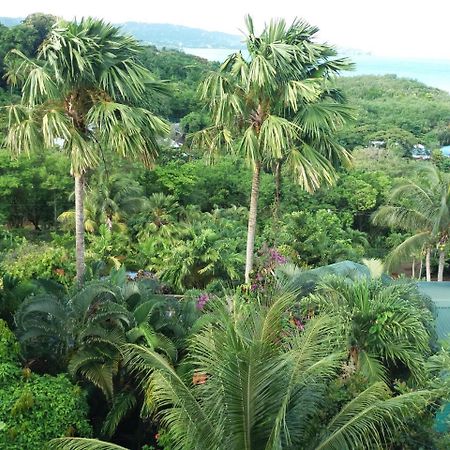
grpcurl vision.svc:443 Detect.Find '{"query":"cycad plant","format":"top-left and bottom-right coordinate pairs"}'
top-left (300, 276), bottom-right (433, 384)
top-left (14, 268), bottom-right (198, 401)
top-left (196, 16), bottom-right (352, 282)
top-left (49, 283), bottom-right (435, 450)
top-left (4, 18), bottom-right (169, 284)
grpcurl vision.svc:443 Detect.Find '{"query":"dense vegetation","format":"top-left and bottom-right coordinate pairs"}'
top-left (0, 13), bottom-right (449, 450)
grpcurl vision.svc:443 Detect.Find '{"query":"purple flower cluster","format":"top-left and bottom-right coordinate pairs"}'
top-left (268, 248), bottom-right (287, 265)
top-left (292, 317), bottom-right (304, 331)
top-left (196, 293), bottom-right (210, 310)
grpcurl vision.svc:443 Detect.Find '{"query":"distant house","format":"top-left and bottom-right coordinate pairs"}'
top-left (411, 144), bottom-right (431, 160)
top-left (369, 140), bottom-right (386, 149)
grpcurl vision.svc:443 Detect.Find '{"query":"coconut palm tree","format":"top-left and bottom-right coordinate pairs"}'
top-left (4, 18), bottom-right (169, 284)
top-left (49, 284), bottom-right (436, 450)
top-left (195, 16), bottom-right (352, 283)
top-left (372, 165), bottom-right (450, 281)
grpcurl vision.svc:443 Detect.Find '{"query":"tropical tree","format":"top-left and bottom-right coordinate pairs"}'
top-left (14, 268), bottom-right (197, 401)
top-left (50, 283), bottom-right (437, 450)
top-left (137, 206), bottom-right (247, 290)
top-left (196, 16), bottom-right (352, 282)
top-left (372, 165), bottom-right (450, 281)
top-left (300, 276), bottom-right (433, 384)
top-left (4, 18), bottom-right (169, 284)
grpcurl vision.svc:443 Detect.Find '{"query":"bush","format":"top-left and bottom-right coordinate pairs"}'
top-left (0, 241), bottom-right (75, 285)
top-left (0, 320), bottom-right (92, 449)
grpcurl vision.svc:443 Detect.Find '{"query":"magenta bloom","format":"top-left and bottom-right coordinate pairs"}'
top-left (196, 293), bottom-right (210, 310)
top-left (268, 248), bottom-right (287, 265)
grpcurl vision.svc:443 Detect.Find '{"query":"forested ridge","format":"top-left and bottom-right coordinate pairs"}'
top-left (0, 14), bottom-right (450, 450)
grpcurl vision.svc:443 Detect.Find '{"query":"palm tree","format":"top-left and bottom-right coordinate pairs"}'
top-left (4, 18), bottom-right (169, 284)
top-left (69, 284), bottom-right (434, 450)
top-left (301, 276), bottom-right (432, 384)
top-left (196, 16), bottom-right (352, 283)
top-left (372, 165), bottom-right (450, 281)
top-left (14, 268), bottom-right (196, 400)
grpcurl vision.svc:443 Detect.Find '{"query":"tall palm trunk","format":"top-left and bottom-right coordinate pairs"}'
top-left (411, 258), bottom-right (415, 279)
top-left (438, 249), bottom-right (446, 282)
top-left (273, 159), bottom-right (282, 220)
top-left (425, 247), bottom-right (431, 282)
top-left (75, 173), bottom-right (86, 285)
top-left (245, 162), bottom-right (261, 283)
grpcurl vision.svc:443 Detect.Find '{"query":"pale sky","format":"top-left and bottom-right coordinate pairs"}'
top-left (2, 0), bottom-right (450, 59)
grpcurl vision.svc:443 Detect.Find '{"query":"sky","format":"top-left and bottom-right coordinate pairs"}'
top-left (2, 0), bottom-right (450, 60)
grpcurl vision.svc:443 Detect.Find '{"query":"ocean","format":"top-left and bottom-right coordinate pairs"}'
top-left (182, 48), bottom-right (450, 93)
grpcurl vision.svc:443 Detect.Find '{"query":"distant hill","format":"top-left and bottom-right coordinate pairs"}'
top-left (119, 22), bottom-right (244, 49)
top-left (0, 17), bottom-right (244, 49)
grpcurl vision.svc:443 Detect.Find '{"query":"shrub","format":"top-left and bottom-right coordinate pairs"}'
top-left (0, 241), bottom-right (75, 285)
top-left (0, 320), bottom-right (92, 449)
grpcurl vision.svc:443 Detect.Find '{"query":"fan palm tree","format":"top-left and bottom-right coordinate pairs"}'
top-left (134, 192), bottom-right (180, 240)
top-left (372, 165), bottom-right (450, 281)
top-left (271, 81), bottom-right (354, 220)
top-left (195, 16), bottom-right (352, 283)
top-left (54, 284), bottom-right (434, 450)
top-left (4, 18), bottom-right (169, 284)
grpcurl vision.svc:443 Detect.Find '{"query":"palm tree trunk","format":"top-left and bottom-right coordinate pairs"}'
top-left (245, 162), bottom-right (261, 284)
top-left (411, 258), bottom-right (415, 279)
top-left (75, 173), bottom-right (86, 285)
top-left (418, 258), bottom-right (423, 280)
top-left (273, 159), bottom-right (281, 220)
top-left (426, 247), bottom-right (431, 282)
top-left (438, 249), bottom-right (446, 282)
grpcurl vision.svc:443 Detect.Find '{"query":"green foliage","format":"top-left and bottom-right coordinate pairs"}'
top-left (0, 318), bottom-right (20, 362)
top-left (1, 241), bottom-right (76, 284)
top-left (0, 320), bottom-right (92, 449)
top-left (120, 285), bottom-right (436, 450)
top-left (272, 209), bottom-right (368, 267)
top-left (336, 75), bottom-right (450, 150)
top-left (0, 149), bottom-right (72, 228)
top-left (0, 14), bottom-right (57, 87)
top-left (301, 277), bottom-right (434, 384)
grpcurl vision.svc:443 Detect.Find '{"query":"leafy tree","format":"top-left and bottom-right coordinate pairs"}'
top-left (196, 16), bottom-right (351, 282)
top-left (4, 18), bottom-right (169, 284)
top-left (0, 149), bottom-right (72, 228)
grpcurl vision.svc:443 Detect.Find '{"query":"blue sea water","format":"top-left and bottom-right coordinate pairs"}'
top-left (183, 48), bottom-right (450, 93)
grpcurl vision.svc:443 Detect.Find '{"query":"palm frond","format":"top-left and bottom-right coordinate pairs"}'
top-left (314, 383), bottom-right (433, 450)
top-left (49, 438), bottom-right (128, 450)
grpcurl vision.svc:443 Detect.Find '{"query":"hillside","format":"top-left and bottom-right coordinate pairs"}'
top-left (336, 74), bottom-right (450, 150)
top-left (119, 22), bottom-right (243, 49)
